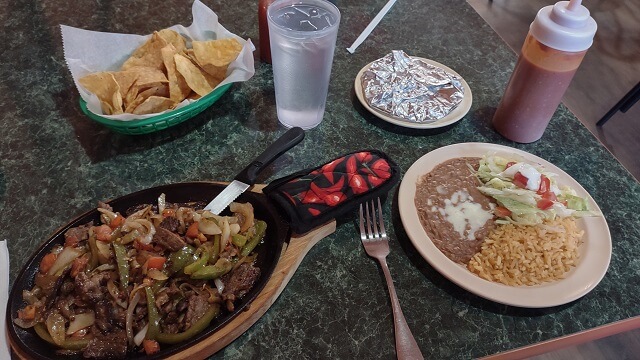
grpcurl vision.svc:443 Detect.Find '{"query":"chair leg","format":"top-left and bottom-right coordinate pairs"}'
top-left (597, 81), bottom-right (640, 126)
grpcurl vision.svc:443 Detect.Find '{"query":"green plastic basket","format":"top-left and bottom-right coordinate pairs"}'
top-left (79, 83), bottom-right (233, 135)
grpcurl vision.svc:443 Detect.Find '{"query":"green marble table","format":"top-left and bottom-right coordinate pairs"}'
top-left (1, 0), bottom-right (639, 359)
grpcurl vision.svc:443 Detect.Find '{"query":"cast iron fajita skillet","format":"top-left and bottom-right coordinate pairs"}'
top-left (7, 181), bottom-right (291, 360)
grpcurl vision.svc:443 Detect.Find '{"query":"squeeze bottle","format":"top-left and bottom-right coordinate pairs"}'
top-left (259, 0), bottom-right (275, 63)
top-left (492, 0), bottom-right (597, 143)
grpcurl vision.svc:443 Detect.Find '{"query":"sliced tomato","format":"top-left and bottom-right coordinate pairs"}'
top-left (542, 191), bottom-right (558, 202)
top-left (39, 253), bottom-right (58, 274)
top-left (147, 256), bottom-right (166, 270)
top-left (95, 224), bottom-right (113, 242)
top-left (186, 222), bottom-right (200, 239)
top-left (537, 175), bottom-right (550, 195)
top-left (537, 198), bottom-right (555, 210)
top-left (109, 214), bottom-right (125, 229)
top-left (494, 206), bottom-right (512, 218)
top-left (143, 339), bottom-right (160, 355)
top-left (513, 172), bottom-right (529, 189)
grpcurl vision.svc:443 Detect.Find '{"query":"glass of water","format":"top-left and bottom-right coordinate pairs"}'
top-left (267, 0), bottom-right (341, 130)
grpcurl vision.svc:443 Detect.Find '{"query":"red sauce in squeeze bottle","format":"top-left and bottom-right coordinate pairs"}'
top-left (492, 0), bottom-right (597, 143)
top-left (258, 0), bottom-right (275, 63)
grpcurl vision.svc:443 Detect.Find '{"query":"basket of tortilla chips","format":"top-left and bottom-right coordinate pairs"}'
top-left (62, 0), bottom-right (255, 135)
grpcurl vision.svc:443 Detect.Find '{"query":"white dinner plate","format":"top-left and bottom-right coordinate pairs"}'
top-left (398, 142), bottom-right (612, 308)
top-left (354, 57), bottom-right (472, 129)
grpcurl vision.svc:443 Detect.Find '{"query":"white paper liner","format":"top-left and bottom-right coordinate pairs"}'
top-left (61, 0), bottom-right (255, 121)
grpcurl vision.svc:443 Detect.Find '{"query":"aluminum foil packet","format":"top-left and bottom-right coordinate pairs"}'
top-left (361, 50), bottom-right (465, 123)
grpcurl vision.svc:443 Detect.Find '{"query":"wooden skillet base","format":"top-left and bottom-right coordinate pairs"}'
top-left (9, 186), bottom-right (337, 359)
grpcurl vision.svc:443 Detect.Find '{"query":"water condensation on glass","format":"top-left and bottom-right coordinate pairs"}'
top-left (361, 50), bottom-right (465, 123)
top-left (275, 4), bottom-right (335, 31)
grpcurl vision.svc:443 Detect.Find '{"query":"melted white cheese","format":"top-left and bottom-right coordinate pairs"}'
top-left (439, 190), bottom-right (493, 240)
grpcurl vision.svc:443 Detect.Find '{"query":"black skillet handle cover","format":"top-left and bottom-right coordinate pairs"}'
top-left (235, 127), bottom-right (305, 185)
top-left (263, 150), bottom-right (401, 234)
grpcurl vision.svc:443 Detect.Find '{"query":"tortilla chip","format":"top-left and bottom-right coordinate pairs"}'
top-left (132, 96), bottom-right (176, 115)
top-left (157, 29), bottom-right (187, 53)
top-left (78, 72), bottom-right (123, 115)
top-left (192, 38), bottom-right (242, 67)
top-left (192, 38), bottom-right (242, 81)
top-left (111, 70), bottom-right (139, 99)
top-left (161, 44), bottom-right (192, 103)
top-left (121, 32), bottom-right (169, 71)
top-left (174, 54), bottom-right (220, 97)
top-left (124, 85), bottom-right (169, 113)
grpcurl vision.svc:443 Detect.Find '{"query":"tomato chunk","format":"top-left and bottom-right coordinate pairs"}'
top-left (147, 256), bottom-right (166, 270)
top-left (186, 222), bottom-right (200, 239)
top-left (109, 214), bottom-right (125, 229)
top-left (39, 253), bottom-right (58, 274)
top-left (95, 224), bottom-right (113, 242)
top-left (542, 191), bottom-right (558, 202)
top-left (505, 161), bottom-right (517, 169)
top-left (537, 199), bottom-right (555, 210)
top-left (513, 172), bottom-right (529, 189)
top-left (537, 175), bottom-right (550, 194)
top-left (494, 206), bottom-right (512, 218)
top-left (143, 339), bottom-right (160, 355)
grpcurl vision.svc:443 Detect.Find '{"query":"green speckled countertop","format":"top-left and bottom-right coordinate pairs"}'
top-left (1, 0), bottom-right (639, 359)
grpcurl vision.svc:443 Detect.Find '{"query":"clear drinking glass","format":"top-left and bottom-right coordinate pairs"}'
top-left (267, 0), bottom-right (341, 130)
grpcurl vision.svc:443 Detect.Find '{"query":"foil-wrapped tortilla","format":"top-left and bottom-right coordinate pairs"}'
top-left (361, 50), bottom-right (465, 123)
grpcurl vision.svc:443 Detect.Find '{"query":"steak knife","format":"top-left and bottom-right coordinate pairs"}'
top-left (204, 127), bottom-right (305, 215)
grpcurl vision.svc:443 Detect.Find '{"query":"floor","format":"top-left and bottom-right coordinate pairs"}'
top-left (467, 0), bottom-right (640, 181)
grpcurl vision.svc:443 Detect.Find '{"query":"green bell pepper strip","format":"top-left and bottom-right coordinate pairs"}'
top-left (208, 235), bottom-right (220, 265)
top-left (87, 234), bottom-right (99, 270)
top-left (34, 322), bottom-right (91, 350)
top-left (240, 220), bottom-right (267, 257)
top-left (145, 287), bottom-right (161, 340)
top-left (155, 303), bottom-right (220, 344)
top-left (183, 246), bottom-right (210, 275)
top-left (190, 261), bottom-right (233, 280)
top-left (112, 242), bottom-right (129, 290)
top-left (231, 233), bottom-right (247, 247)
top-left (168, 245), bottom-right (195, 274)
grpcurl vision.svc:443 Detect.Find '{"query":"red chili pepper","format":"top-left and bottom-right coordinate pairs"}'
top-left (324, 192), bottom-right (346, 206)
top-left (322, 157), bottom-right (344, 173)
top-left (349, 174), bottom-right (368, 194)
top-left (302, 190), bottom-right (323, 204)
top-left (346, 156), bottom-right (358, 175)
top-left (367, 174), bottom-right (386, 187)
top-left (324, 171), bottom-right (334, 184)
top-left (321, 175), bottom-right (346, 194)
top-left (355, 152), bottom-right (373, 163)
top-left (370, 159), bottom-right (391, 179)
top-left (310, 182), bottom-right (328, 199)
top-left (308, 208), bottom-right (321, 216)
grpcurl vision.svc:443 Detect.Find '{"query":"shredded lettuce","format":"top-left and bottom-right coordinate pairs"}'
top-left (475, 154), bottom-right (597, 225)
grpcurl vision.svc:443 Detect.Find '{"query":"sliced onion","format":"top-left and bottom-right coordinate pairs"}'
top-left (135, 219), bottom-right (156, 245)
top-left (126, 291), bottom-right (141, 346)
top-left (157, 193), bottom-right (166, 214)
top-left (46, 312), bottom-right (67, 346)
top-left (214, 278), bottom-right (225, 294)
top-left (98, 207), bottom-right (118, 225)
top-left (66, 312), bottom-right (95, 335)
top-left (220, 218), bottom-right (230, 252)
top-left (126, 205), bottom-right (151, 221)
top-left (147, 269), bottom-right (168, 281)
top-left (199, 217), bottom-right (221, 235)
top-left (133, 324), bottom-right (148, 347)
top-left (48, 247), bottom-right (85, 276)
top-left (229, 223), bottom-right (240, 235)
top-left (230, 202), bottom-right (254, 232)
top-left (93, 264), bottom-right (115, 272)
top-left (94, 240), bottom-right (112, 264)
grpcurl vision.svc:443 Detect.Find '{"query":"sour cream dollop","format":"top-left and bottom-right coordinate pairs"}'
top-left (499, 162), bottom-right (541, 191)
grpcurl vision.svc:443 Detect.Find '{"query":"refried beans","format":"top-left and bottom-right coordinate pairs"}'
top-left (414, 157), bottom-right (496, 264)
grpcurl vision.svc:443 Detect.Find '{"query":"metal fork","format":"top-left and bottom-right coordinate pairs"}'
top-left (359, 198), bottom-right (424, 360)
